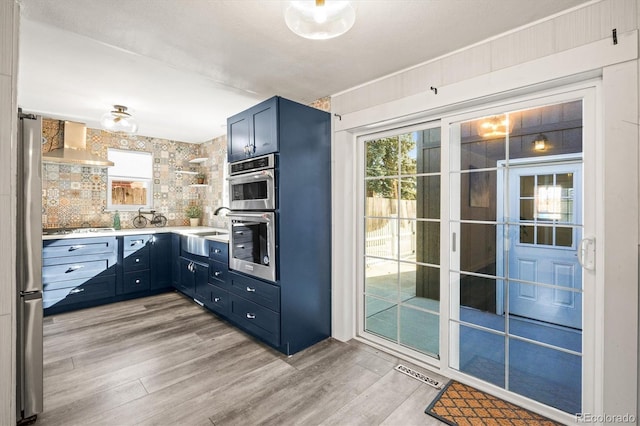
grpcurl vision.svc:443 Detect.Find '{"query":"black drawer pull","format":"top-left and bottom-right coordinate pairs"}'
top-left (246, 287), bottom-right (256, 292)
top-left (69, 288), bottom-right (84, 294)
top-left (65, 265), bottom-right (84, 273)
top-left (68, 245), bottom-right (85, 251)
top-left (246, 313), bottom-right (256, 319)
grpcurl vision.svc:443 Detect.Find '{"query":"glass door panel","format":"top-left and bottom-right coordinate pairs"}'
top-left (449, 100), bottom-right (584, 414)
top-left (362, 125), bottom-right (441, 359)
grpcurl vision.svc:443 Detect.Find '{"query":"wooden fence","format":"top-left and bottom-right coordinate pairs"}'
top-left (365, 197), bottom-right (416, 261)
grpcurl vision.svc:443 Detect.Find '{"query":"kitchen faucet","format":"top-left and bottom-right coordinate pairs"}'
top-left (214, 206), bottom-right (231, 215)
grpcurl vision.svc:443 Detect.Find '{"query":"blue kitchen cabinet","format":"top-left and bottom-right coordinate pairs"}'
top-left (227, 97), bottom-right (278, 162)
top-left (171, 233), bottom-right (180, 288)
top-left (205, 240), bottom-right (230, 316)
top-left (42, 236), bottom-right (118, 315)
top-left (226, 271), bottom-right (281, 348)
top-left (150, 233), bottom-right (173, 290)
top-left (178, 256), bottom-right (209, 303)
top-left (121, 234), bottom-right (151, 294)
top-left (225, 95), bottom-right (331, 355)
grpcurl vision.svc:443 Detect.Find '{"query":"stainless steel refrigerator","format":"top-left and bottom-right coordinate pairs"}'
top-left (16, 110), bottom-right (43, 424)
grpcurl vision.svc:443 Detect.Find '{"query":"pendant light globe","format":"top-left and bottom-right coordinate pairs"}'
top-left (285, 0), bottom-right (356, 40)
top-left (100, 105), bottom-right (138, 134)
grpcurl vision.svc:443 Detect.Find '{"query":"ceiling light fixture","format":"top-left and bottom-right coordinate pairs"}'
top-left (100, 105), bottom-right (138, 134)
top-left (284, 0), bottom-right (356, 40)
top-left (477, 114), bottom-right (513, 139)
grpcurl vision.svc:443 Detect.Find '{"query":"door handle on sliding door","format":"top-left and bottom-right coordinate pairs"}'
top-left (577, 237), bottom-right (595, 271)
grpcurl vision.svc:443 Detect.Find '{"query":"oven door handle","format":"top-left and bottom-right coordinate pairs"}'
top-left (227, 170), bottom-right (274, 181)
top-left (227, 212), bottom-right (272, 222)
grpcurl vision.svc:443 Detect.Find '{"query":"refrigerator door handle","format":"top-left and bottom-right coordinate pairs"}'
top-left (21, 296), bottom-right (43, 418)
top-left (18, 114), bottom-right (43, 294)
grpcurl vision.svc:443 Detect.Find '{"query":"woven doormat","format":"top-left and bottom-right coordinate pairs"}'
top-left (425, 380), bottom-right (562, 426)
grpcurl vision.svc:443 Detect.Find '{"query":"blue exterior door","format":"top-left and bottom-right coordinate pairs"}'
top-left (499, 158), bottom-right (583, 329)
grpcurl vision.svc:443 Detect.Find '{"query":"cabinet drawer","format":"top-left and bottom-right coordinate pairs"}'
top-left (43, 259), bottom-right (115, 284)
top-left (43, 276), bottom-right (116, 310)
top-left (123, 250), bottom-right (150, 271)
top-left (229, 273), bottom-right (280, 312)
top-left (209, 241), bottom-right (228, 263)
top-left (43, 237), bottom-right (117, 259)
top-left (123, 271), bottom-right (151, 294)
top-left (208, 260), bottom-right (229, 288)
top-left (228, 293), bottom-right (280, 347)
top-left (206, 283), bottom-right (229, 317)
top-left (123, 235), bottom-right (152, 251)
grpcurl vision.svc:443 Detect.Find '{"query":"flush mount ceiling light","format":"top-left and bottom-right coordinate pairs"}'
top-left (477, 114), bottom-right (513, 139)
top-left (100, 105), bottom-right (138, 134)
top-left (284, 0), bottom-right (356, 40)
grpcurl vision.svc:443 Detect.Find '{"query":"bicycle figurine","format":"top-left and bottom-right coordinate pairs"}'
top-left (132, 208), bottom-right (168, 228)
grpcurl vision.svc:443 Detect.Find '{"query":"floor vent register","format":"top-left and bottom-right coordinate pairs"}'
top-left (394, 364), bottom-right (443, 389)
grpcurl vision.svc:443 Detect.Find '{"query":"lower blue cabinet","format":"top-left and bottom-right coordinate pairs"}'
top-left (43, 236), bottom-right (118, 314)
top-left (205, 282), bottom-right (229, 316)
top-left (123, 271), bottom-right (151, 294)
top-left (43, 276), bottom-right (116, 310)
top-left (228, 292), bottom-right (280, 347)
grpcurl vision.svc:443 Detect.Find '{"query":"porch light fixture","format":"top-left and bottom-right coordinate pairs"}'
top-left (477, 115), bottom-right (513, 139)
top-left (284, 0), bottom-right (356, 40)
top-left (100, 105), bottom-right (138, 134)
top-left (533, 133), bottom-right (548, 151)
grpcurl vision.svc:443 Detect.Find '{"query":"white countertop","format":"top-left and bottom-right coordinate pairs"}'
top-left (42, 226), bottom-right (230, 243)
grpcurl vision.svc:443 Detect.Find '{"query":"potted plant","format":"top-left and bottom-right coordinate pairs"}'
top-left (195, 172), bottom-right (206, 185)
top-left (185, 204), bottom-right (202, 226)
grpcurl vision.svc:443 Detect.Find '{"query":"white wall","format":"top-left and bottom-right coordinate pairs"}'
top-left (0, 0), bottom-right (18, 424)
top-left (331, 0), bottom-right (639, 422)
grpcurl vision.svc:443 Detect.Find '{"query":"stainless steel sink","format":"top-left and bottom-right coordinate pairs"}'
top-left (180, 230), bottom-right (228, 257)
top-left (189, 230), bottom-right (228, 237)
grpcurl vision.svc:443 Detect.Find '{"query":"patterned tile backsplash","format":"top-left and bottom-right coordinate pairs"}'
top-left (41, 98), bottom-right (330, 230)
top-left (41, 119), bottom-right (227, 230)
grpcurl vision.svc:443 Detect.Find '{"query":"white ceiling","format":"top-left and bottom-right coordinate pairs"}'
top-left (17, 0), bottom-right (590, 143)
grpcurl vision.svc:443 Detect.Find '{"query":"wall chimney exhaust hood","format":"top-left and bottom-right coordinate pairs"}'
top-left (42, 121), bottom-right (114, 167)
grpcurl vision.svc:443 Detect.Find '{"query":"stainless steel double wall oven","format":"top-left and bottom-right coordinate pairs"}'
top-left (227, 154), bottom-right (277, 282)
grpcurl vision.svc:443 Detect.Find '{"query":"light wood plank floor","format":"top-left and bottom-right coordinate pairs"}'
top-left (40, 292), bottom-right (448, 426)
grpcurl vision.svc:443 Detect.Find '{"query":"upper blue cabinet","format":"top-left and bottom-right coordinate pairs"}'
top-left (227, 96), bottom-right (278, 162)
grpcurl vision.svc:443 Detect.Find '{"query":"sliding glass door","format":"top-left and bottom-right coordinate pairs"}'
top-left (359, 87), bottom-right (596, 417)
top-left (447, 98), bottom-right (587, 414)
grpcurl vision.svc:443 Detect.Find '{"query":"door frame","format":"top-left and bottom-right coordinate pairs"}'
top-left (495, 153), bottom-right (583, 320)
top-left (440, 83), bottom-right (599, 421)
